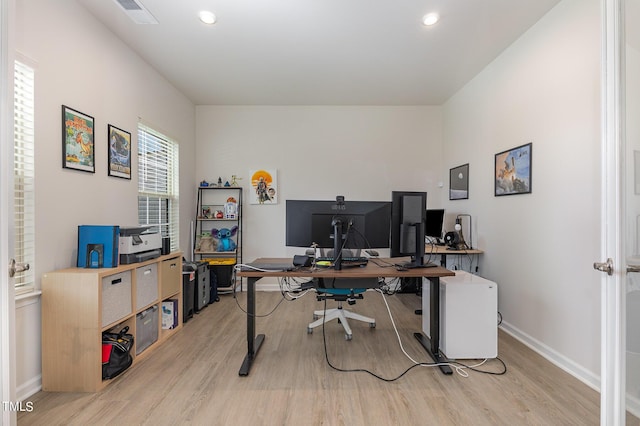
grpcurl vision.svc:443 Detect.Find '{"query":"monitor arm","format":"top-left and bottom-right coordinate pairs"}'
top-left (332, 217), bottom-right (342, 270)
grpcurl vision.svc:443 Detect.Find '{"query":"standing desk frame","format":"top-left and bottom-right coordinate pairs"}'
top-left (424, 245), bottom-right (484, 267)
top-left (236, 257), bottom-right (455, 376)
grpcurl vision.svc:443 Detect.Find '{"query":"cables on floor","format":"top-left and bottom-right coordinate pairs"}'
top-left (320, 289), bottom-right (507, 381)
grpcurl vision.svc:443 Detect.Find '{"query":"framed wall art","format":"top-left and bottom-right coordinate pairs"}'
top-left (107, 124), bottom-right (132, 179)
top-left (250, 169), bottom-right (277, 204)
top-left (62, 105), bottom-right (95, 173)
top-left (449, 163), bottom-right (469, 200)
top-left (495, 142), bottom-right (532, 196)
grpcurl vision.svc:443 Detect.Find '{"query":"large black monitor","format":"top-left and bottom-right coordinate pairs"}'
top-left (286, 198), bottom-right (391, 259)
top-left (425, 209), bottom-right (445, 240)
top-left (391, 191), bottom-right (432, 268)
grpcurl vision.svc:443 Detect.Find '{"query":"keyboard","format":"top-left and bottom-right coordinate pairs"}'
top-left (316, 256), bottom-right (368, 267)
top-left (316, 256), bottom-right (368, 263)
top-left (239, 262), bottom-right (294, 271)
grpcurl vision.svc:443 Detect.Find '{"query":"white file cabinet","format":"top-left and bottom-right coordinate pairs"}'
top-left (423, 270), bottom-right (497, 359)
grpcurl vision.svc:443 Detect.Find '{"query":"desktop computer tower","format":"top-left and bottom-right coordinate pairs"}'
top-left (422, 271), bottom-right (497, 359)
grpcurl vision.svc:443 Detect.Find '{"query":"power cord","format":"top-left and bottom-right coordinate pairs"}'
top-left (319, 288), bottom-right (507, 380)
top-left (232, 276), bottom-right (314, 317)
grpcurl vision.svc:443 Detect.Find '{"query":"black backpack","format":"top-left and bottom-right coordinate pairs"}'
top-left (102, 326), bottom-right (134, 380)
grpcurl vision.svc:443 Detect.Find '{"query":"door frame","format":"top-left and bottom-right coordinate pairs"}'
top-left (601, 0), bottom-right (625, 423)
top-left (1, 0), bottom-right (17, 424)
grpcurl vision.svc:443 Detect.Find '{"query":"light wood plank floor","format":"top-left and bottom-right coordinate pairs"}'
top-left (20, 289), bottom-right (607, 425)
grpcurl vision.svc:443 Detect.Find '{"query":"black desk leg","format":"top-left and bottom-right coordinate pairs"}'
top-left (239, 277), bottom-right (265, 376)
top-left (414, 276), bottom-right (452, 375)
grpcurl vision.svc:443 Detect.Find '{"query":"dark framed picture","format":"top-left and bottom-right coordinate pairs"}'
top-left (495, 142), bottom-right (532, 196)
top-left (62, 105), bottom-right (95, 173)
top-left (449, 163), bottom-right (469, 200)
top-left (107, 124), bottom-right (132, 179)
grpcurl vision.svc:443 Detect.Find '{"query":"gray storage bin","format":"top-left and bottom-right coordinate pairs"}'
top-left (136, 263), bottom-right (158, 309)
top-left (136, 305), bottom-right (159, 355)
top-left (101, 271), bottom-right (132, 327)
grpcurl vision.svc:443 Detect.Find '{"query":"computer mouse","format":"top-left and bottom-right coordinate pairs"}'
top-left (365, 249), bottom-right (379, 257)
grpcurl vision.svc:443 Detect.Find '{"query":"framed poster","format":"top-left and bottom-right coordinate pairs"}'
top-left (449, 163), bottom-right (469, 200)
top-left (62, 105), bottom-right (95, 173)
top-left (107, 124), bottom-right (132, 179)
top-left (495, 143), bottom-right (532, 196)
top-left (250, 169), bottom-right (277, 204)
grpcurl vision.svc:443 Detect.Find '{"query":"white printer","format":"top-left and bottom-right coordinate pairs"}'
top-left (119, 226), bottom-right (162, 264)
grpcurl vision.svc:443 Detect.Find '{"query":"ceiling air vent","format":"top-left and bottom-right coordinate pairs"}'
top-left (113, 0), bottom-right (158, 24)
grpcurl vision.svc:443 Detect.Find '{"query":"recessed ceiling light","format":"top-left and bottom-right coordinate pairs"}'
top-left (422, 13), bottom-right (439, 26)
top-left (199, 10), bottom-right (216, 25)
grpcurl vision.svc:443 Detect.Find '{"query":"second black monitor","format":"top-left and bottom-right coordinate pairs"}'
top-left (391, 191), bottom-right (428, 268)
top-left (425, 208), bottom-right (445, 240)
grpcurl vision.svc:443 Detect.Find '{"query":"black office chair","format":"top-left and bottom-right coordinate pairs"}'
top-left (307, 277), bottom-right (377, 340)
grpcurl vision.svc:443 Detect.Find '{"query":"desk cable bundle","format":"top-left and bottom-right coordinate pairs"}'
top-left (318, 289), bottom-right (507, 381)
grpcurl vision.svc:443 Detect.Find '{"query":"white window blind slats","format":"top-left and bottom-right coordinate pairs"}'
top-left (14, 61), bottom-right (35, 291)
top-left (137, 124), bottom-right (179, 252)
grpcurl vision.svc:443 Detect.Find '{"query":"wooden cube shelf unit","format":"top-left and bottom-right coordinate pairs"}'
top-left (41, 253), bottom-right (183, 392)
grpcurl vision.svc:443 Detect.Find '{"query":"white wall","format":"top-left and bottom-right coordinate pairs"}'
top-left (195, 106), bottom-right (444, 263)
top-left (14, 0), bottom-right (196, 398)
top-left (442, 0), bottom-right (601, 384)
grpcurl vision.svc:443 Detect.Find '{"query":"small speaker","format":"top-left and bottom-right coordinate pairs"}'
top-left (162, 237), bottom-right (170, 255)
top-left (444, 232), bottom-right (459, 247)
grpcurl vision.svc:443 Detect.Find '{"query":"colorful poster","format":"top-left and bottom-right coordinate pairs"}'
top-left (62, 105), bottom-right (95, 173)
top-left (250, 169), bottom-right (277, 204)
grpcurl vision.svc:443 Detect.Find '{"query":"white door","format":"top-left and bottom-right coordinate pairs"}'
top-left (1, 0), bottom-right (17, 424)
top-left (600, 0), bottom-right (640, 424)
top-left (598, 0), bottom-right (624, 424)
top-left (624, 0), bottom-right (640, 421)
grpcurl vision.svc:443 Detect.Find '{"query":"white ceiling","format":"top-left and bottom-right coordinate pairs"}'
top-left (77, 0), bottom-right (562, 106)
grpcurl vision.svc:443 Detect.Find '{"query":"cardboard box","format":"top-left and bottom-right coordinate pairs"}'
top-left (162, 299), bottom-right (178, 329)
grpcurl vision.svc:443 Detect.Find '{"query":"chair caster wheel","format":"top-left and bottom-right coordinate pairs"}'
top-left (345, 334), bottom-right (352, 341)
top-left (307, 327), bottom-right (313, 334)
top-left (369, 322), bottom-right (376, 328)
top-left (313, 314), bottom-right (319, 320)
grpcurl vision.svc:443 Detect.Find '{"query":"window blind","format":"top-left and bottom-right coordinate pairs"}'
top-left (14, 61), bottom-right (35, 291)
top-left (137, 123), bottom-right (179, 251)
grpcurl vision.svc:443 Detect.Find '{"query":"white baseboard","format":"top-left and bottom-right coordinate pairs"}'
top-left (499, 320), bottom-right (600, 393)
top-left (628, 394), bottom-right (640, 419)
top-left (16, 375), bottom-right (41, 401)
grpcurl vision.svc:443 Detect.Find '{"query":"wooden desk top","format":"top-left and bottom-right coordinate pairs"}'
top-left (426, 245), bottom-right (484, 255)
top-left (236, 257), bottom-right (454, 279)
